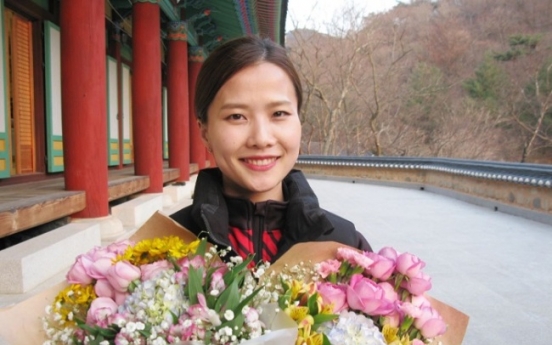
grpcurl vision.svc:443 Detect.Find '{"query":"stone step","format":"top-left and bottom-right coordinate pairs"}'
top-left (0, 221), bottom-right (101, 295)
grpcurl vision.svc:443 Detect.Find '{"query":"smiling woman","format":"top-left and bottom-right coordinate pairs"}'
top-left (170, 36), bottom-right (372, 265)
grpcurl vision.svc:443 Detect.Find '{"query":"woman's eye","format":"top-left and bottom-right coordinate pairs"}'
top-left (228, 114), bottom-right (244, 120)
top-left (273, 111), bottom-right (288, 117)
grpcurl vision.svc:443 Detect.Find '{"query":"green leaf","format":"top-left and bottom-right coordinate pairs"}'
top-left (88, 334), bottom-right (105, 345)
top-left (187, 266), bottom-right (205, 305)
top-left (313, 313), bottom-right (338, 326)
top-left (138, 323), bottom-right (152, 338)
top-left (219, 313), bottom-right (245, 334)
top-left (400, 315), bottom-right (414, 333)
top-left (196, 238), bottom-right (208, 256)
top-left (339, 261), bottom-right (349, 276)
top-left (235, 287), bottom-right (263, 314)
top-left (214, 279), bottom-right (239, 312)
top-left (278, 289), bottom-right (292, 310)
top-left (98, 327), bottom-right (117, 338)
top-left (223, 255), bottom-right (255, 286)
top-left (308, 293), bottom-right (319, 315)
top-left (322, 333), bottom-right (332, 345)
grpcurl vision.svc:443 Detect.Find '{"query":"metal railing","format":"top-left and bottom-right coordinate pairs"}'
top-left (297, 155), bottom-right (552, 188)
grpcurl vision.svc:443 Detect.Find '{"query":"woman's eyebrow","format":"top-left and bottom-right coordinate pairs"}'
top-left (220, 102), bottom-right (248, 110)
top-left (220, 100), bottom-right (292, 110)
top-left (266, 100), bottom-right (293, 107)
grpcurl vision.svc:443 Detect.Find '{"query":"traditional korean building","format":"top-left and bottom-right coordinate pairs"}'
top-left (0, 0), bottom-right (288, 239)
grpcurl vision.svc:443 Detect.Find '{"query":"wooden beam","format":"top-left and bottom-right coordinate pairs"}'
top-left (163, 168), bottom-right (180, 184)
top-left (108, 175), bottom-right (149, 201)
top-left (5, 0), bottom-right (55, 22)
top-left (0, 191), bottom-right (85, 237)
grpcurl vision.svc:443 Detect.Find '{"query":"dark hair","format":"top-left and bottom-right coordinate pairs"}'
top-left (195, 35), bottom-right (303, 123)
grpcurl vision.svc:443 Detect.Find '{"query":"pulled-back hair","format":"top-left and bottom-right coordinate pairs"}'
top-left (194, 35), bottom-right (303, 123)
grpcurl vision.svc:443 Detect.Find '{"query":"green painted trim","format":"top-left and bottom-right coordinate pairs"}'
top-left (108, 139), bottom-right (120, 166)
top-left (186, 26), bottom-right (198, 47)
top-left (121, 44), bottom-right (132, 62)
top-left (123, 139), bottom-right (132, 164)
top-left (159, 0), bottom-right (179, 21)
top-left (0, 133), bottom-right (9, 178)
top-left (0, 0), bottom-right (10, 178)
top-left (31, 0), bottom-right (49, 10)
top-left (162, 87), bottom-right (168, 160)
top-left (44, 21), bottom-right (64, 173)
top-left (107, 56), bottom-right (119, 166)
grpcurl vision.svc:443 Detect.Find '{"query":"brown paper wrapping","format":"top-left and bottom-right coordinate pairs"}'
top-left (0, 212), bottom-right (469, 345)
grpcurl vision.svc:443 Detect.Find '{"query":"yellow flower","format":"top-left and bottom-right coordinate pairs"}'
top-left (305, 333), bottom-right (324, 345)
top-left (296, 332), bottom-right (324, 345)
top-left (383, 324), bottom-right (412, 345)
top-left (289, 280), bottom-right (306, 301)
top-left (118, 237), bottom-right (199, 265)
top-left (286, 305), bottom-right (310, 322)
top-left (320, 303), bottom-right (334, 314)
top-left (52, 284), bottom-right (96, 326)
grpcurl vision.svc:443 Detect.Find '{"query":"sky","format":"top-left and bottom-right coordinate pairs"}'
top-left (286, 0), bottom-right (400, 33)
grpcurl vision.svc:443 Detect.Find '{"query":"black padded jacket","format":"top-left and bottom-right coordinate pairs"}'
top-left (170, 168), bottom-right (372, 262)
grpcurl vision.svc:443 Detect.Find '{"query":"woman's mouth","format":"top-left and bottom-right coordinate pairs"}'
top-left (242, 157), bottom-right (277, 166)
top-left (241, 157), bottom-right (279, 171)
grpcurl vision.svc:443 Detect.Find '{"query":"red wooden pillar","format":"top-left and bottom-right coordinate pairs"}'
top-left (188, 47), bottom-right (206, 170)
top-left (167, 21), bottom-right (190, 181)
top-left (132, 0), bottom-right (163, 192)
top-left (60, 0), bottom-right (108, 218)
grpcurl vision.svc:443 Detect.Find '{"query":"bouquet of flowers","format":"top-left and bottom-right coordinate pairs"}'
top-left (1, 213), bottom-right (465, 345)
top-left (266, 245), bottom-right (448, 345)
top-left (42, 234), bottom-right (278, 345)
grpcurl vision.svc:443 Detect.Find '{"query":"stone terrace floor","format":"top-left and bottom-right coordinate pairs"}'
top-left (307, 176), bottom-right (552, 345)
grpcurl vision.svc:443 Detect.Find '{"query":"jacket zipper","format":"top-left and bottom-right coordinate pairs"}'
top-left (253, 211), bottom-right (265, 264)
top-left (200, 210), bottom-right (229, 248)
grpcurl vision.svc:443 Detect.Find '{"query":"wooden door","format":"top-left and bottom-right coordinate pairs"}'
top-left (5, 9), bottom-right (35, 175)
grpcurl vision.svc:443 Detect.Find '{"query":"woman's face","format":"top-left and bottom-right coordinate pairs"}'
top-left (201, 62), bottom-right (301, 203)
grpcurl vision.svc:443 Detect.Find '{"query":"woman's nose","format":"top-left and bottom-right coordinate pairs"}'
top-left (247, 118), bottom-right (276, 148)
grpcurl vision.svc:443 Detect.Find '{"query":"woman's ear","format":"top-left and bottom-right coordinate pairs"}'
top-left (198, 120), bottom-right (210, 149)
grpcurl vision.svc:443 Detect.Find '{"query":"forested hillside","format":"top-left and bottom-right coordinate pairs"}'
top-left (286, 0), bottom-right (552, 163)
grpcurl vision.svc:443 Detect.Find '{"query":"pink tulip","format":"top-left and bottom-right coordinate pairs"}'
top-left (402, 271), bottom-right (432, 295)
top-left (378, 247), bottom-right (398, 261)
top-left (106, 240), bottom-right (134, 255)
top-left (380, 310), bottom-right (401, 327)
top-left (414, 306), bottom-right (447, 338)
top-left (114, 290), bottom-right (128, 305)
top-left (346, 274), bottom-right (394, 316)
top-left (105, 261), bottom-right (141, 292)
top-left (410, 295), bottom-right (432, 309)
top-left (396, 252), bottom-right (425, 278)
top-left (379, 281), bottom-right (399, 303)
top-left (89, 257), bottom-right (115, 280)
top-left (66, 254), bottom-right (94, 285)
top-left (317, 282), bottom-right (348, 313)
top-left (364, 252), bottom-right (396, 280)
top-left (94, 278), bottom-right (115, 298)
top-left (86, 297), bottom-right (118, 327)
top-left (140, 260), bottom-right (171, 281)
